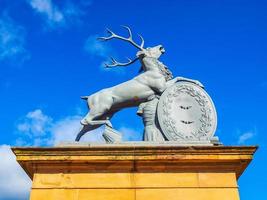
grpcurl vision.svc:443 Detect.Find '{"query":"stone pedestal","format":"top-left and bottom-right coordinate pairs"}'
top-left (12, 145), bottom-right (257, 200)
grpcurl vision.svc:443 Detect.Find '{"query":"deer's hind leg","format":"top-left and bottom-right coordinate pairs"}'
top-left (80, 94), bottom-right (114, 127)
top-left (81, 111), bottom-right (112, 127)
top-left (75, 123), bottom-right (102, 141)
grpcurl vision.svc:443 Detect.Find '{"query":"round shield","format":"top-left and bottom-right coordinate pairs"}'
top-left (157, 81), bottom-right (217, 141)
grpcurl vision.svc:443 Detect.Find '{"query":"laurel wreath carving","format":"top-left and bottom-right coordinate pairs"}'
top-left (161, 84), bottom-right (213, 141)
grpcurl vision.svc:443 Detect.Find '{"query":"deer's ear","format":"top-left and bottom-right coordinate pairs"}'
top-left (136, 50), bottom-right (146, 57)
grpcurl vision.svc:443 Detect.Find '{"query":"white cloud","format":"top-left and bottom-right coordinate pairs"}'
top-left (119, 127), bottom-right (142, 141)
top-left (84, 34), bottom-right (127, 73)
top-left (16, 109), bottom-right (105, 146)
top-left (17, 109), bottom-right (52, 136)
top-left (238, 131), bottom-right (255, 144)
top-left (0, 145), bottom-right (31, 200)
top-left (29, 0), bottom-right (64, 25)
top-left (16, 108), bottom-right (144, 145)
top-left (28, 0), bottom-right (91, 29)
top-left (50, 115), bottom-right (105, 145)
top-left (84, 35), bottom-right (111, 57)
top-left (5, 110), bottom-right (141, 199)
top-left (16, 109), bottom-right (52, 146)
top-left (0, 13), bottom-right (29, 63)
top-left (50, 115), bottom-right (81, 144)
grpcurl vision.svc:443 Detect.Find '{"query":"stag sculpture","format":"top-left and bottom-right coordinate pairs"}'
top-left (75, 26), bottom-right (202, 141)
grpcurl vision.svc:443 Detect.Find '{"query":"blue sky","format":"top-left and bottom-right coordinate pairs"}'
top-left (0, 0), bottom-right (266, 199)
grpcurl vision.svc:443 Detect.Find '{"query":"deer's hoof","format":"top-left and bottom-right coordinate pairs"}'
top-left (80, 118), bottom-right (89, 125)
top-left (106, 121), bottom-right (113, 128)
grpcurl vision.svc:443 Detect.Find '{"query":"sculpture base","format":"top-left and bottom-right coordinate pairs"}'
top-left (58, 136), bottom-right (221, 147)
top-left (12, 145), bottom-right (257, 200)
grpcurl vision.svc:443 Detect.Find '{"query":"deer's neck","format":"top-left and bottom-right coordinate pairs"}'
top-left (142, 57), bottom-right (173, 81)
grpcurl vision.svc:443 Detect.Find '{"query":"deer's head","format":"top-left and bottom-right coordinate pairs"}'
top-left (137, 45), bottom-right (165, 59)
top-left (98, 26), bottom-right (165, 68)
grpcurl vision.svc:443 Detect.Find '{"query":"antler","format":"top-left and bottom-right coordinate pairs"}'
top-left (98, 26), bottom-right (144, 68)
top-left (98, 26), bottom-right (145, 50)
top-left (105, 57), bottom-right (139, 68)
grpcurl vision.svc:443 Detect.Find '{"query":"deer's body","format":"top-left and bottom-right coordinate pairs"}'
top-left (75, 26), bottom-right (201, 141)
top-left (80, 56), bottom-right (169, 127)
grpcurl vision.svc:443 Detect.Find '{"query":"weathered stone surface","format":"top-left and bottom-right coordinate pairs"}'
top-left (157, 81), bottom-right (217, 143)
top-left (75, 27), bottom-right (208, 143)
top-left (12, 145), bottom-right (257, 200)
top-left (30, 188), bottom-right (240, 200)
top-left (32, 173), bottom-right (237, 189)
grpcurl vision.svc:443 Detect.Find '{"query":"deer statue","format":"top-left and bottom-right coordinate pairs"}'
top-left (75, 26), bottom-right (203, 141)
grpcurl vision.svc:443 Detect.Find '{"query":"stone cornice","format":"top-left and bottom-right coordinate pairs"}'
top-left (12, 145), bottom-right (258, 180)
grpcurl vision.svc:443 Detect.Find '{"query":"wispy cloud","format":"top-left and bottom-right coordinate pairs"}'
top-left (28, 0), bottom-right (91, 29)
top-left (84, 35), bottom-right (111, 57)
top-left (237, 127), bottom-right (257, 144)
top-left (16, 108), bottom-right (143, 145)
top-left (15, 108), bottom-right (105, 146)
top-left (6, 108), bottom-right (140, 199)
top-left (0, 145), bottom-right (31, 200)
top-left (238, 131), bottom-right (255, 144)
top-left (84, 34), bottom-right (126, 73)
top-left (0, 13), bottom-right (29, 63)
top-left (16, 109), bottom-right (53, 146)
top-left (50, 115), bottom-right (105, 145)
top-left (119, 127), bottom-right (142, 141)
top-left (29, 0), bottom-right (64, 26)
top-left (17, 109), bottom-right (52, 136)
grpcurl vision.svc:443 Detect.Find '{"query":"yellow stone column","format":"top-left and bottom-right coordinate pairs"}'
top-left (12, 145), bottom-right (257, 200)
